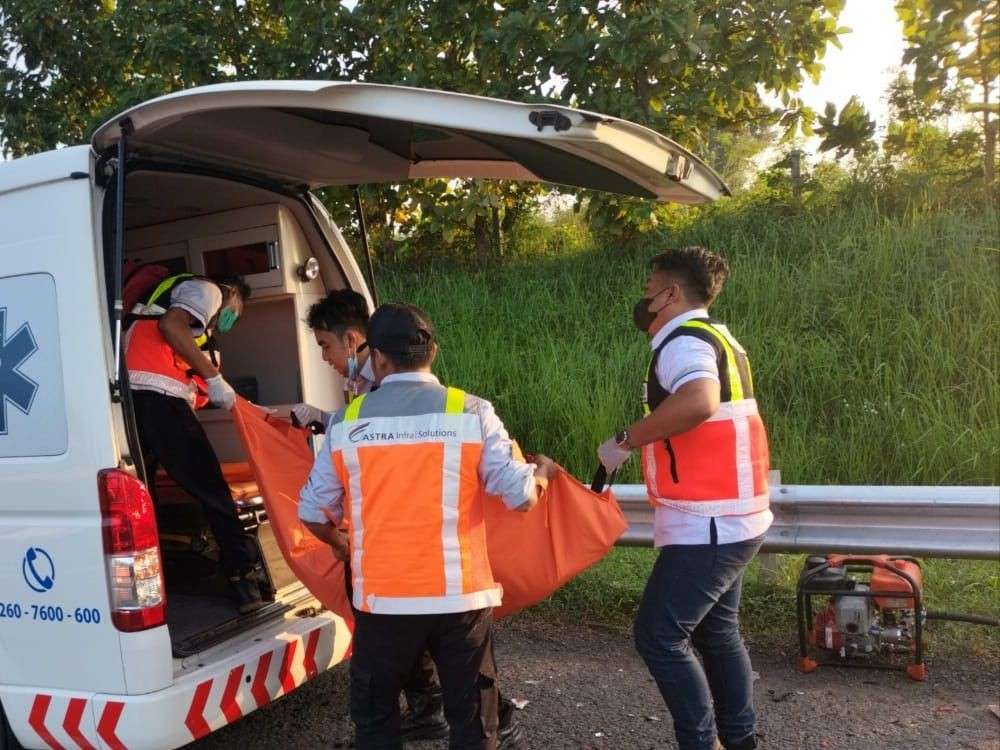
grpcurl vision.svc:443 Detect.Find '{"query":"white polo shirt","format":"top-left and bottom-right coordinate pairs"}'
top-left (648, 309), bottom-right (773, 547)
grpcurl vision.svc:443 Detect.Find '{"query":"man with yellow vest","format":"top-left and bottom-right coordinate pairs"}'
top-left (597, 247), bottom-right (770, 750)
top-left (125, 272), bottom-right (266, 613)
top-left (299, 303), bottom-right (555, 750)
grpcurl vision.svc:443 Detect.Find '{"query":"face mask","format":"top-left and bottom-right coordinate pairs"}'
top-left (217, 307), bottom-right (239, 333)
top-left (632, 287), bottom-right (670, 332)
top-left (346, 349), bottom-right (358, 382)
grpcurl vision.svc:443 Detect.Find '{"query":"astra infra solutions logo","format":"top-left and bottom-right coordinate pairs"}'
top-left (347, 421), bottom-right (458, 444)
top-left (348, 422), bottom-right (372, 443)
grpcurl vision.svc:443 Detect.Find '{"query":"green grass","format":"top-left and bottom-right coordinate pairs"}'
top-left (377, 190), bottom-right (1000, 655)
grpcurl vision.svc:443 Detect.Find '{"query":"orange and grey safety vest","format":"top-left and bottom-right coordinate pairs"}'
top-left (124, 274), bottom-right (214, 408)
top-left (329, 385), bottom-right (500, 615)
top-left (642, 318), bottom-right (770, 516)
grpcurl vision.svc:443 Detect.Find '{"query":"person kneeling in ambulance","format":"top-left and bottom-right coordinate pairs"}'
top-left (299, 303), bottom-right (554, 750)
top-left (293, 291), bottom-right (528, 747)
top-left (125, 272), bottom-right (267, 613)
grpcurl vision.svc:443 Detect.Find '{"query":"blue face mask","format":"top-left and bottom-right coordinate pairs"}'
top-left (217, 307), bottom-right (239, 333)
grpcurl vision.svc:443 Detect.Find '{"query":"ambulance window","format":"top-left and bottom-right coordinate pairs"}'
top-left (203, 241), bottom-right (276, 277)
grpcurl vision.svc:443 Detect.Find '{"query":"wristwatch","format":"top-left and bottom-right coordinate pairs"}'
top-left (615, 428), bottom-right (631, 450)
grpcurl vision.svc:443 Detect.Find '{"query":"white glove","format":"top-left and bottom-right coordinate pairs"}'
top-left (597, 435), bottom-right (632, 474)
top-left (291, 403), bottom-right (328, 427)
top-left (206, 374), bottom-right (236, 411)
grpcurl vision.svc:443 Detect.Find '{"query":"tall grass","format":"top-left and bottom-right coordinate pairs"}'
top-left (377, 191), bottom-right (1000, 654)
top-left (381, 196), bottom-right (999, 486)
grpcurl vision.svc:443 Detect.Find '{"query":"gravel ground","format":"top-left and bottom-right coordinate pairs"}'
top-left (190, 618), bottom-right (1000, 750)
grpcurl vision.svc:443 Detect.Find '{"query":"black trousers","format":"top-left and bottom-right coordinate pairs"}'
top-left (404, 650), bottom-right (440, 707)
top-left (350, 608), bottom-right (499, 750)
top-left (131, 389), bottom-right (258, 574)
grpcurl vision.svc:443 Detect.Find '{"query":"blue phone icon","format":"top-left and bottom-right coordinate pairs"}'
top-left (22, 547), bottom-right (55, 593)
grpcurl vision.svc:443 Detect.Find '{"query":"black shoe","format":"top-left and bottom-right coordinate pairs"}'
top-left (722, 733), bottom-right (758, 750)
top-left (401, 688), bottom-right (448, 743)
top-left (229, 569), bottom-right (265, 614)
top-left (498, 698), bottom-right (525, 750)
top-left (400, 708), bottom-right (448, 742)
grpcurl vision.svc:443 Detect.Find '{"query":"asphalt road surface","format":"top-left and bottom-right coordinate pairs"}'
top-left (189, 619), bottom-right (1000, 749)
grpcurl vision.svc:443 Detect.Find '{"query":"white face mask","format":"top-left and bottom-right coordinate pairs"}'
top-left (347, 351), bottom-right (358, 380)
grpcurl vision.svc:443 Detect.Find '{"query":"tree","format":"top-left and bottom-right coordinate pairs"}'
top-left (896, 0), bottom-right (1000, 185)
top-left (813, 96), bottom-right (877, 160)
top-left (883, 72), bottom-right (982, 196)
top-left (1, 1), bottom-right (851, 255)
top-left (0, 1), bottom-right (351, 157)
top-left (492, 0), bottom-right (850, 239)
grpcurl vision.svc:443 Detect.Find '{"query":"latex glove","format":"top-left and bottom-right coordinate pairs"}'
top-left (205, 374), bottom-right (236, 411)
top-left (291, 403), bottom-right (327, 427)
top-left (597, 435), bottom-right (632, 474)
top-left (321, 507), bottom-right (349, 562)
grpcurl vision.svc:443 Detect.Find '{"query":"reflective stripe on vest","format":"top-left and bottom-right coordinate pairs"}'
top-left (641, 319), bottom-right (770, 517)
top-left (124, 274), bottom-right (212, 405)
top-left (333, 387), bottom-right (502, 614)
top-left (134, 273), bottom-right (208, 348)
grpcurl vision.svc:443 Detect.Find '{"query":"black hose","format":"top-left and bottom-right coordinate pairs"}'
top-left (926, 610), bottom-right (1000, 627)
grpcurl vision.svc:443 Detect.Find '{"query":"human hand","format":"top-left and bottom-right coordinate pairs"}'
top-left (320, 506), bottom-right (350, 561)
top-left (597, 436), bottom-right (632, 473)
top-left (530, 453), bottom-right (557, 481)
top-left (205, 374), bottom-right (236, 410)
top-left (292, 403), bottom-right (326, 427)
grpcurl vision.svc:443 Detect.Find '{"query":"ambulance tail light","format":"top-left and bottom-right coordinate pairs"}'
top-left (98, 469), bottom-right (166, 632)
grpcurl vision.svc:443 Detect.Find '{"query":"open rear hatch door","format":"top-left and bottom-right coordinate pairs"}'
top-left (92, 81), bottom-right (729, 203)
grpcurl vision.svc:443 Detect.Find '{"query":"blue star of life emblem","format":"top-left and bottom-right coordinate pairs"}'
top-left (0, 308), bottom-right (39, 435)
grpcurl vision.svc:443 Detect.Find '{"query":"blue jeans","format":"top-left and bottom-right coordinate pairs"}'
top-left (633, 527), bottom-right (764, 750)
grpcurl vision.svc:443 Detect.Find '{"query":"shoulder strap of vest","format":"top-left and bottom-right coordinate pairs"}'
top-left (666, 318), bottom-right (752, 402)
top-left (646, 322), bottom-right (720, 410)
top-left (342, 386), bottom-right (464, 424)
top-left (146, 273), bottom-right (193, 306)
top-left (344, 393), bottom-right (366, 422)
top-left (445, 387), bottom-right (466, 415)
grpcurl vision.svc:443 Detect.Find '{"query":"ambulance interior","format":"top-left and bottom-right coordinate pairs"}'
top-left (117, 170), bottom-right (349, 656)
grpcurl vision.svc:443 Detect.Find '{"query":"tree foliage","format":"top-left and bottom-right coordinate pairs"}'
top-left (1, 1), bottom-right (849, 257)
top-left (813, 95), bottom-right (877, 160)
top-left (895, 0), bottom-right (999, 185)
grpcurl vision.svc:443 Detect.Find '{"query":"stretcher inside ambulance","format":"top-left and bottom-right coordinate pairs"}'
top-left (0, 81), bottom-right (727, 750)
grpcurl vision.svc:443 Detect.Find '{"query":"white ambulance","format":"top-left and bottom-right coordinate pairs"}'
top-left (0, 81), bottom-right (727, 750)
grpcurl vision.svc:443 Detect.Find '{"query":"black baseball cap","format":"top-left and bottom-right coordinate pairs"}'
top-left (367, 303), bottom-right (436, 355)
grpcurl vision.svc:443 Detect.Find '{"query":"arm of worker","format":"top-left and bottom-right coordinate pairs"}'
top-left (598, 337), bottom-right (720, 471)
top-left (630, 335), bottom-right (720, 445)
top-left (157, 279), bottom-right (224, 381)
top-left (472, 397), bottom-right (555, 512)
top-left (299, 426), bottom-right (349, 561)
top-left (626, 378), bottom-right (720, 447)
top-left (291, 403), bottom-right (332, 428)
top-left (158, 308), bottom-right (220, 380)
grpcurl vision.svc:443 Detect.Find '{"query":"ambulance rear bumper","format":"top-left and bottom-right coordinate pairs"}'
top-left (2, 611), bottom-right (350, 750)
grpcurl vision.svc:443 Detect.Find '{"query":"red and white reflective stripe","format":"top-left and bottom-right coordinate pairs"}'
top-left (24, 624), bottom-right (332, 749)
top-left (181, 625), bottom-right (330, 740)
top-left (733, 415), bottom-right (754, 500)
top-left (26, 695), bottom-right (123, 750)
top-left (96, 703), bottom-right (126, 750)
top-left (28, 695), bottom-right (63, 750)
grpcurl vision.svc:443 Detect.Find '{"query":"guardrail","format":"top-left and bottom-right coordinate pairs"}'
top-left (612, 476), bottom-right (1000, 559)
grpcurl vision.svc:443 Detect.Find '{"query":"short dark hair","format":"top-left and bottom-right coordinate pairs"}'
top-left (649, 246), bottom-right (729, 306)
top-left (212, 274), bottom-right (252, 301)
top-left (306, 289), bottom-right (370, 335)
top-left (367, 303), bottom-right (436, 369)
